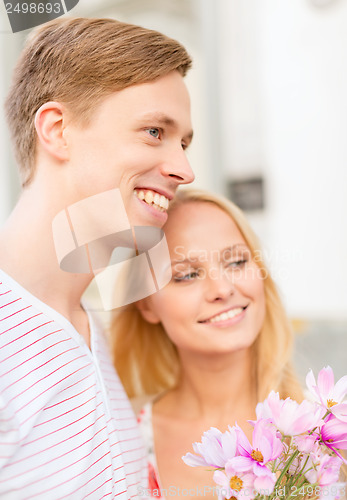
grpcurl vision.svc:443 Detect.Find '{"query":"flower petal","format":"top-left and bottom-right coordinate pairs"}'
top-left (254, 473), bottom-right (276, 495)
top-left (213, 469), bottom-right (229, 488)
top-left (235, 425), bottom-right (252, 456)
top-left (253, 462), bottom-right (273, 477)
top-left (322, 417), bottom-right (347, 449)
top-left (228, 456), bottom-right (254, 473)
top-left (317, 366), bottom-right (334, 401)
top-left (182, 452), bottom-right (209, 467)
top-left (331, 403), bottom-right (347, 422)
top-left (331, 375), bottom-right (347, 402)
top-left (306, 370), bottom-right (319, 401)
top-left (221, 427), bottom-right (238, 459)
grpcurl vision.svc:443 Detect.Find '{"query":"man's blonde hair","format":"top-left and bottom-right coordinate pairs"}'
top-left (5, 17), bottom-right (192, 186)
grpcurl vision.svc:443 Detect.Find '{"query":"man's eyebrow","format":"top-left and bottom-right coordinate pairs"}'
top-left (137, 112), bottom-right (193, 143)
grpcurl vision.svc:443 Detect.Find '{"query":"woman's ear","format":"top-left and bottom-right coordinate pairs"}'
top-left (34, 101), bottom-right (69, 162)
top-left (136, 298), bottom-right (161, 324)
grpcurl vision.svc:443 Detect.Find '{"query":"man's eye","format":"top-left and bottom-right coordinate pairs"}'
top-left (146, 128), bottom-right (160, 139)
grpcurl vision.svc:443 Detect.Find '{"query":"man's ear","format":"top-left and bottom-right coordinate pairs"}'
top-left (136, 298), bottom-right (161, 324)
top-left (34, 101), bottom-right (69, 162)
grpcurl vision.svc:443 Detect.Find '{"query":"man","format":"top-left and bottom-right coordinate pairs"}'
top-left (0, 17), bottom-right (194, 498)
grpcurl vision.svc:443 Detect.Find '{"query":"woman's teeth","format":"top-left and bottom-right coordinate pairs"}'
top-left (134, 189), bottom-right (169, 212)
top-left (206, 307), bottom-right (244, 323)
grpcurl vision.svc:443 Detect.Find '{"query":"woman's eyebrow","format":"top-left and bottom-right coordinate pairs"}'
top-left (170, 257), bottom-right (197, 265)
top-left (221, 244), bottom-right (249, 255)
top-left (170, 244), bottom-right (249, 265)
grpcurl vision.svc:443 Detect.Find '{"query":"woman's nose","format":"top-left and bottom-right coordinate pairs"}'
top-left (204, 266), bottom-right (235, 302)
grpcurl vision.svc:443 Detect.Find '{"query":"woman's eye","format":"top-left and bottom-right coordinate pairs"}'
top-left (227, 259), bottom-right (247, 269)
top-left (146, 128), bottom-right (160, 139)
top-left (174, 271), bottom-right (199, 282)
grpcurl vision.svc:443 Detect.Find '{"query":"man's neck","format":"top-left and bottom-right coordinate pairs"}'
top-left (0, 187), bottom-right (94, 343)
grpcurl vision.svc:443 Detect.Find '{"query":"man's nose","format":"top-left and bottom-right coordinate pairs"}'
top-left (160, 147), bottom-right (195, 185)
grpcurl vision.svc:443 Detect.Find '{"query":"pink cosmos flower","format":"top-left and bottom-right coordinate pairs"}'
top-left (227, 420), bottom-right (281, 495)
top-left (213, 462), bottom-right (255, 500)
top-left (305, 453), bottom-right (342, 487)
top-left (293, 434), bottom-right (318, 454)
top-left (321, 415), bottom-right (347, 460)
top-left (256, 390), bottom-right (324, 436)
top-left (306, 366), bottom-right (347, 422)
top-left (182, 426), bottom-right (238, 468)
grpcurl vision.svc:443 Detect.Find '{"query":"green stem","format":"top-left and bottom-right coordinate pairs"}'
top-left (296, 454), bottom-right (310, 477)
top-left (275, 448), bottom-right (300, 488)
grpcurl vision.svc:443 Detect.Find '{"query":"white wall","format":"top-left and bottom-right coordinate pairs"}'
top-left (219, 0), bottom-right (347, 319)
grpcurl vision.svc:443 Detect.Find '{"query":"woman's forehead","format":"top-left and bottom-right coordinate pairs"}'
top-left (165, 201), bottom-right (245, 248)
top-left (170, 244), bottom-right (251, 265)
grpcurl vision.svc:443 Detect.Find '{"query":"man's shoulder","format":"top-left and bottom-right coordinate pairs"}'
top-left (0, 269), bottom-right (55, 327)
top-left (0, 270), bottom-right (32, 323)
top-left (0, 270), bottom-right (89, 394)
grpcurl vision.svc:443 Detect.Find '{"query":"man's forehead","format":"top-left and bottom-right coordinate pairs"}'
top-left (89, 72), bottom-right (193, 139)
top-left (114, 71), bottom-right (191, 110)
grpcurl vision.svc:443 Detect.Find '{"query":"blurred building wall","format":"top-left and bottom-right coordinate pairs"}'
top-left (0, 17), bottom-right (13, 227)
top-left (218, 0), bottom-right (347, 319)
top-left (0, 12), bottom-right (23, 226)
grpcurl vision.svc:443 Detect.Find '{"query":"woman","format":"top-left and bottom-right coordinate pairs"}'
top-left (111, 189), bottom-right (303, 497)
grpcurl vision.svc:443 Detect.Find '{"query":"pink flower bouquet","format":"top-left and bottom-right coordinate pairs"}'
top-left (182, 366), bottom-right (347, 500)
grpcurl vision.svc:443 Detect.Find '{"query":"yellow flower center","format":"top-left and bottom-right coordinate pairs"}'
top-left (251, 449), bottom-right (264, 462)
top-left (229, 476), bottom-right (243, 492)
top-left (327, 399), bottom-right (337, 408)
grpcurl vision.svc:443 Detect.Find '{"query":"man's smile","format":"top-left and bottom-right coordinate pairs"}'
top-left (134, 188), bottom-right (170, 213)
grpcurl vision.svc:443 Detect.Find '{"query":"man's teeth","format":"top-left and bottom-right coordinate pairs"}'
top-left (207, 307), bottom-right (244, 323)
top-left (135, 189), bottom-right (169, 211)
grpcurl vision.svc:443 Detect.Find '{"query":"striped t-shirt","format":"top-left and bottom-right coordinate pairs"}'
top-left (0, 269), bottom-right (147, 499)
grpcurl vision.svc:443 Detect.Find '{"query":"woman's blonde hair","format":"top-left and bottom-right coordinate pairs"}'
top-left (111, 189), bottom-right (303, 402)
